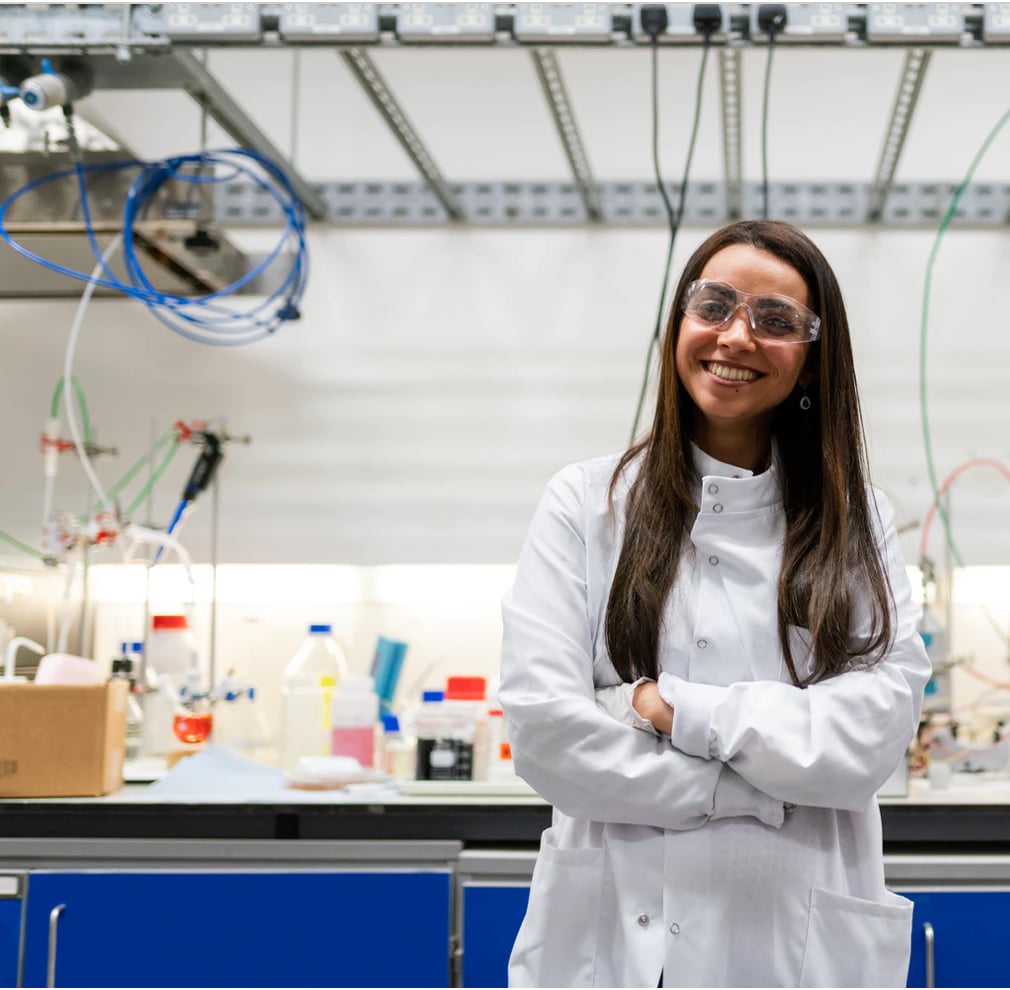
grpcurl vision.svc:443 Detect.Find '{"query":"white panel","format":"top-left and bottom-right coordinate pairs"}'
top-left (3, 225), bottom-right (1010, 568)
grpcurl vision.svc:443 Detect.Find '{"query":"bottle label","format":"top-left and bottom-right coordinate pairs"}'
top-left (416, 738), bottom-right (474, 781)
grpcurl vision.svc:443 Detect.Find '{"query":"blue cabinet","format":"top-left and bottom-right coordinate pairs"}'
top-left (23, 871), bottom-right (451, 988)
top-left (905, 891), bottom-right (1010, 988)
top-left (0, 877), bottom-right (24, 989)
top-left (460, 883), bottom-right (530, 988)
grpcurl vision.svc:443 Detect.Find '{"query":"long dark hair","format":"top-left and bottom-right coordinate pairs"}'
top-left (605, 220), bottom-right (892, 686)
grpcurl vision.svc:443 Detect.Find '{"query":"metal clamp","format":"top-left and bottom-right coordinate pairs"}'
top-left (923, 920), bottom-right (935, 989)
top-left (46, 904), bottom-right (65, 989)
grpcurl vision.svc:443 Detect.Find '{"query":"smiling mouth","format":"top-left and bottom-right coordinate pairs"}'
top-left (703, 361), bottom-right (763, 383)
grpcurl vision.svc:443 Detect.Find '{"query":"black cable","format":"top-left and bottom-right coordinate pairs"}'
top-left (760, 27), bottom-right (779, 219)
top-left (629, 36), bottom-right (712, 444)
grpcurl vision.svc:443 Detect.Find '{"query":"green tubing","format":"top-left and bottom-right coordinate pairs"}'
top-left (920, 107), bottom-right (1010, 647)
top-left (0, 528), bottom-right (48, 561)
top-left (50, 376), bottom-right (93, 445)
top-left (99, 430), bottom-right (178, 512)
top-left (920, 107), bottom-right (1010, 567)
top-left (124, 439), bottom-right (182, 519)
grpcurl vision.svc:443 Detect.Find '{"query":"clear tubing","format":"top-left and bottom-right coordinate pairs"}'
top-left (0, 150), bottom-right (308, 346)
top-left (63, 236), bottom-right (122, 524)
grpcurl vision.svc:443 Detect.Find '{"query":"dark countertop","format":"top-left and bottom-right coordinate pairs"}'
top-left (0, 787), bottom-right (1007, 849)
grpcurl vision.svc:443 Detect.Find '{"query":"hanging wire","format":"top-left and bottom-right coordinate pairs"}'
top-left (760, 30), bottom-right (777, 219)
top-left (629, 38), bottom-right (712, 444)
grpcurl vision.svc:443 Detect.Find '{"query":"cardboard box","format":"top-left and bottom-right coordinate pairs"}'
top-left (0, 680), bottom-right (128, 797)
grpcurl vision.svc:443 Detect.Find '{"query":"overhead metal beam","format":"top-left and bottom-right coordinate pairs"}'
top-left (338, 48), bottom-right (465, 222)
top-left (529, 49), bottom-right (603, 222)
top-left (170, 48), bottom-right (327, 221)
top-left (866, 49), bottom-right (932, 222)
top-left (719, 49), bottom-right (743, 221)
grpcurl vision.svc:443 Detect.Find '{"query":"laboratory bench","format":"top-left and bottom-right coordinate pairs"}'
top-left (1, 782), bottom-right (1010, 987)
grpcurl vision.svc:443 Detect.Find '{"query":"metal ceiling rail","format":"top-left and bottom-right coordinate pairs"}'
top-left (718, 48), bottom-right (743, 222)
top-left (529, 48), bottom-right (603, 222)
top-left (866, 48), bottom-right (933, 223)
top-left (0, 3), bottom-right (1000, 50)
top-left (171, 49), bottom-right (327, 220)
top-left (338, 48), bottom-right (465, 222)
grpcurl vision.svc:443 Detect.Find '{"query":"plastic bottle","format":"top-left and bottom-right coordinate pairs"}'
top-left (147, 615), bottom-right (197, 690)
top-left (415, 683), bottom-right (483, 782)
top-left (445, 675), bottom-right (488, 780)
top-left (485, 707), bottom-right (517, 782)
top-left (141, 674), bottom-right (179, 757)
top-left (381, 713), bottom-right (415, 780)
top-left (331, 674), bottom-right (379, 767)
top-left (281, 624), bottom-right (349, 772)
top-left (414, 689), bottom-right (447, 781)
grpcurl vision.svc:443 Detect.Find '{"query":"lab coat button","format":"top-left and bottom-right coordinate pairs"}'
top-left (637, 914), bottom-right (650, 927)
top-left (697, 639), bottom-right (708, 649)
top-left (707, 483), bottom-right (719, 494)
top-left (670, 923), bottom-right (680, 935)
top-left (712, 503), bottom-right (724, 513)
top-left (708, 555), bottom-right (719, 566)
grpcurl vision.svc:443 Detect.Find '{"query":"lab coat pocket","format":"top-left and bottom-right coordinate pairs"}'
top-left (797, 886), bottom-right (913, 988)
top-left (509, 826), bottom-right (605, 988)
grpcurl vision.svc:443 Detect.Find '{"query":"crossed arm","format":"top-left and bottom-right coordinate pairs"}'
top-left (498, 465), bottom-right (930, 827)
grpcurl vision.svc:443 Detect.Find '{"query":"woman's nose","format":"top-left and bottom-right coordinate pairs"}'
top-left (717, 304), bottom-right (758, 348)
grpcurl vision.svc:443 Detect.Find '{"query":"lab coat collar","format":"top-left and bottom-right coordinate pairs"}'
top-left (690, 441), bottom-right (782, 513)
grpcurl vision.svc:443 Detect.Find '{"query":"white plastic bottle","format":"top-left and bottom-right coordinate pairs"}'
top-left (281, 624), bottom-right (348, 772)
top-left (485, 707), bottom-right (517, 782)
top-left (141, 674), bottom-right (179, 757)
top-left (331, 674), bottom-right (379, 767)
top-left (147, 614), bottom-right (198, 689)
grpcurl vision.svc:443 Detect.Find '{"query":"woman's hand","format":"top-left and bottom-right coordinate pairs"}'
top-left (633, 680), bottom-right (674, 735)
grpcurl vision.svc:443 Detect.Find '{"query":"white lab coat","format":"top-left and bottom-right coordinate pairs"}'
top-left (499, 446), bottom-right (930, 988)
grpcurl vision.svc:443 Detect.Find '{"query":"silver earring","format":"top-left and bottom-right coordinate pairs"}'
top-left (799, 389), bottom-right (812, 411)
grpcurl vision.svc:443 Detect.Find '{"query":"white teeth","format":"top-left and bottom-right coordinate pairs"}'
top-left (707, 362), bottom-right (759, 383)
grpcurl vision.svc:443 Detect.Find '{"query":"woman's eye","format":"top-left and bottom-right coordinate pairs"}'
top-left (758, 316), bottom-right (798, 335)
top-left (697, 301), bottom-right (730, 321)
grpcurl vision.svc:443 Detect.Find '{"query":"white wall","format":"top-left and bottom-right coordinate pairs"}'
top-left (3, 224), bottom-right (1010, 569)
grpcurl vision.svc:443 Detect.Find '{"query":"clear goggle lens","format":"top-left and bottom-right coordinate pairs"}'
top-left (683, 280), bottom-right (821, 343)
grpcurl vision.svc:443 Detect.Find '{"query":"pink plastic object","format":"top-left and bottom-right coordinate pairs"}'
top-left (34, 653), bottom-right (102, 686)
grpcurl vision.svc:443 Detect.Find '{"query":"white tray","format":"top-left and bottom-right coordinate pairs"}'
top-left (397, 779), bottom-right (537, 797)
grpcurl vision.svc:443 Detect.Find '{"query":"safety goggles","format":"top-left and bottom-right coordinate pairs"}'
top-left (682, 279), bottom-right (821, 343)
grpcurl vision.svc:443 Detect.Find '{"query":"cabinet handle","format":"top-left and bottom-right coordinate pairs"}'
top-left (923, 921), bottom-right (935, 989)
top-left (46, 904), bottom-right (66, 989)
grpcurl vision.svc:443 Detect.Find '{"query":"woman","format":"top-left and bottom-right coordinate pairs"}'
top-left (498, 220), bottom-right (930, 988)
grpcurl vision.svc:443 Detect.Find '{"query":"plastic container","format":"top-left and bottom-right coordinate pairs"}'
top-left (147, 615), bottom-right (197, 688)
top-left (446, 676), bottom-right (488, 780)
top-left (485, 708), bottom-right (517, 781)
top-left (331, 674), bottom-right (379, 768)
top-left (141, 674), bottom-right (179, 757)
top-left (281, 624), bottom-right (349, 772)
top-left (415, 686), bottom-right (481, 782)
top-left (381, 713), bottom-right (415, 780)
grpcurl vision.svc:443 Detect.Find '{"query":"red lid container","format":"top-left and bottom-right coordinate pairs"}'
top-left (445, 676), bottom-right (487, 701)
top-left (152, 615), bottom-right (188, 630)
